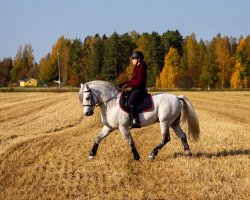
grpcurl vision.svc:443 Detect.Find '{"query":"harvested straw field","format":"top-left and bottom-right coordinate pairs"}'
top-left (0, 91), bottom-right (249, 199)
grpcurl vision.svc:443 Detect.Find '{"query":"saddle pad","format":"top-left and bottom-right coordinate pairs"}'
top-left (119, 92), bottom-right (154, 114)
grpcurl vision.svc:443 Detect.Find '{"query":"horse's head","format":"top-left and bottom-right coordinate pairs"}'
top-left (79, 83), bottom-right (95, 116)
top-left (79, 80), bottom-right (120, 117)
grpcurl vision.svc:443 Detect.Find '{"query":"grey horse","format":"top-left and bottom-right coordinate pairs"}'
top-left (79, 81), bottom-right (200, 160)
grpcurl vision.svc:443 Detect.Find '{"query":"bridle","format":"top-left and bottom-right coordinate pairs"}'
top-left (82, 88), bottom-right (97, 112)
top-left (82, 87), bottom-right (120, 111)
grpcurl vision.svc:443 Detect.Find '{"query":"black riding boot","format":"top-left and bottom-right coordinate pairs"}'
top-left (130, 106), bottom-right (141, 128)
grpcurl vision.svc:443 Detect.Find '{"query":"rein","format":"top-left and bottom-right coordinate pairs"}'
top-left (82, 88), bottom-right (120, 108)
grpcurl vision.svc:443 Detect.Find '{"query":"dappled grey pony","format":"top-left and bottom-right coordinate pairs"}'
top-left (79, 81), bottom-right (200, 160)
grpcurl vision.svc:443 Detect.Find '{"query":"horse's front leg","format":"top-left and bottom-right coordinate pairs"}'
top-left (89, 125), bottom-right (114, 160)
top-left (119, 126), bottom-right (140, 160)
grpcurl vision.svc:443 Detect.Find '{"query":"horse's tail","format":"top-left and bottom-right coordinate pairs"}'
top-left (178, 95), bottom-right (200, 141)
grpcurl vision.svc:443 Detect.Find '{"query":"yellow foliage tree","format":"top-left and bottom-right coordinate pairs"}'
top-left (230, 61), bottom-right (244, 88)
top-left (51, 36), bottom-right (70, 83)
top-left (215, 35), bottom-right (233, 89)
top-left (230, 39), bottom-right (249, 88)
top-left (156, 47), bottom-right (180, 88)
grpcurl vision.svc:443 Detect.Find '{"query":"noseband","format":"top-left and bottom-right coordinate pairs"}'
top-left (82, 88), bottom-right (99, 111)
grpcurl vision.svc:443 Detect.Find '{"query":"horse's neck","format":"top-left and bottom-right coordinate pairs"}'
top-left (88, 84), bottom-right (118, 111)
top-left (94, 85), bottom-right (119, 127)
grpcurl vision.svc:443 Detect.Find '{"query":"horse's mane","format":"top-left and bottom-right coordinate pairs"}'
top-left (87, 80), bottom-right (115, 89)
top-left (79, 80), bottom-right (119, 102)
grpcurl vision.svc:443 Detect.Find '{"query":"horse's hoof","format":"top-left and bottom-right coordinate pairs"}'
top-left (89, 155), bottom-right (95, 160)
top-left (149, 155), bottom-right (155, 161)
top-left (134, 156), bottom-right (140, 161)
top-left (185, 150), bottom-right (192, 157)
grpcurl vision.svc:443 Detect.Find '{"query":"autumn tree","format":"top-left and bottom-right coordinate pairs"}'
top-left (135, 33), bottom-right (150, 61)
top-left (39, 36), bottom-right (71, 84)
top-left (23, 44), bottom-right (35, 71)
top-left (230, 38), bottom-right (250, 88)
top-left (116, 33), bottom-right (136, 84)
top-left (28, 62), bottom-right (39, 80)
top-left (39, 53), bottom-right (56, 83)
top-left (245, 35), bottom-right (250, 81)
top-left (10, 43), bottom-right (35, 83)
top-left (215, 35), bottom-right (233, 89)
top-left (156, 47), bottom-right (180, 88)
top-left (51, 36), bottom-right (71, 83)
top-left (176, 34), bottom-right (200, 88)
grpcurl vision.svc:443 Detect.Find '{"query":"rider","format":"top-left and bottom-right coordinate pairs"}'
top-left (119, 51), bottom-right (147, 128)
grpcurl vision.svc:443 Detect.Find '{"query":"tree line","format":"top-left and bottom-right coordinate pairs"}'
top-left (0, 30), bottom-right (250, 89)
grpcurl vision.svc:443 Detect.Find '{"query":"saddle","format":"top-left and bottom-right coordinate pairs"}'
top-left (119, 90), bottom-right (154, 114)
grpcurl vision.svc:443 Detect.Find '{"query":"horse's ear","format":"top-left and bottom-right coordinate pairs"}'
top-left (85, 84), bottom-right (89, 90)
top-left (80, 83), bottom-right (84, 89)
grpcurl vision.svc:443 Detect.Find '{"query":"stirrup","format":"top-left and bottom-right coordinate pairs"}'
top-left (131, 123), bottom-right (141, 128)
top-left (130, 118), bottom-right (141, 128)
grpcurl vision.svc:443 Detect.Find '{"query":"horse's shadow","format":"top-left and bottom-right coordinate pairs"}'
top-left (173, 149), bottom-right (250, 158)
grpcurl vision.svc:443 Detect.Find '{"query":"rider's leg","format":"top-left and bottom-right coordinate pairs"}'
top-left (129, 105), bottom-right (141, 128)
top-left (128, 89), bottom-right (143, 128)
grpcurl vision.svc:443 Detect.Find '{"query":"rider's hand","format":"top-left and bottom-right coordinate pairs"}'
top-left (118, 82), bottom-right (126, 88)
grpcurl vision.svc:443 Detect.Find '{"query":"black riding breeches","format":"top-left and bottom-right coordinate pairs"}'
top-left (128, 89), bottom-right (144, 110)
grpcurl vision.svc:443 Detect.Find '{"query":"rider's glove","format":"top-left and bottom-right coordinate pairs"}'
top-left (118, 82), bottom-right (127, 88)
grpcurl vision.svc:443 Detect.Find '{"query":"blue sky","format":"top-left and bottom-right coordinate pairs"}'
top-left (0, 0), bottom-right (249, 62)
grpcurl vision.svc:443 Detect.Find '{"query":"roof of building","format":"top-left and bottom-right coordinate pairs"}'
top-left (19, 78), bottom-right (37, 82)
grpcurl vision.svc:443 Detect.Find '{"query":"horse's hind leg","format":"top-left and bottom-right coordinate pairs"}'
top-left (171, 115), bottom-right (192, 156)
top-left (149, 121), bottom-right (170, 160)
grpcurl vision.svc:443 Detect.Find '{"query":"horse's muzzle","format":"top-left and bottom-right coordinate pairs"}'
top-left (85, 110), bottom-right (94, 116)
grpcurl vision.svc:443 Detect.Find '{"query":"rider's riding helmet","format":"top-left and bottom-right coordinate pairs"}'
top-left (131, 51), bottom-right (144, 61)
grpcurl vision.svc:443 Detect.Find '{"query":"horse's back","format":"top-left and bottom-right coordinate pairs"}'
top-left (152, 93), bottom-right (181, 107)
top-left (152, 93), bottom-right (182, 119)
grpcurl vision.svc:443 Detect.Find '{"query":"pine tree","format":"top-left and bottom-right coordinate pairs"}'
top-left (199, 40), bottom-right (219, 89)
top-left (147, 32), bottom-right (164, 86)
top-left (23, 44), bottom-right (35, 71)
top-left (0, 57), bottom-right (12, 85)
top-left (11, 46), bottom-right (24, 82)
top-left (90, 35), bottom-right (104, 79)
top-left (102, 32), bottom-right (122, 81)
top-left (161, 30), bottom-right (183, 55)
top-left (68, 38), bottom-right (83, 85)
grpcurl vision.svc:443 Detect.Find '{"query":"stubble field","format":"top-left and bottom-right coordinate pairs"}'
top-left (0, 91), bottom-right (249, 199)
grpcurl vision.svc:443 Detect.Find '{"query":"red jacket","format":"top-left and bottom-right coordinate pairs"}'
top-left (126, 61), bottom-right (147, 90)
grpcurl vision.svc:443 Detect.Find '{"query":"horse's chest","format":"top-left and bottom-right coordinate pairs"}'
top-left (101, 111), bottom-right (118, 128)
